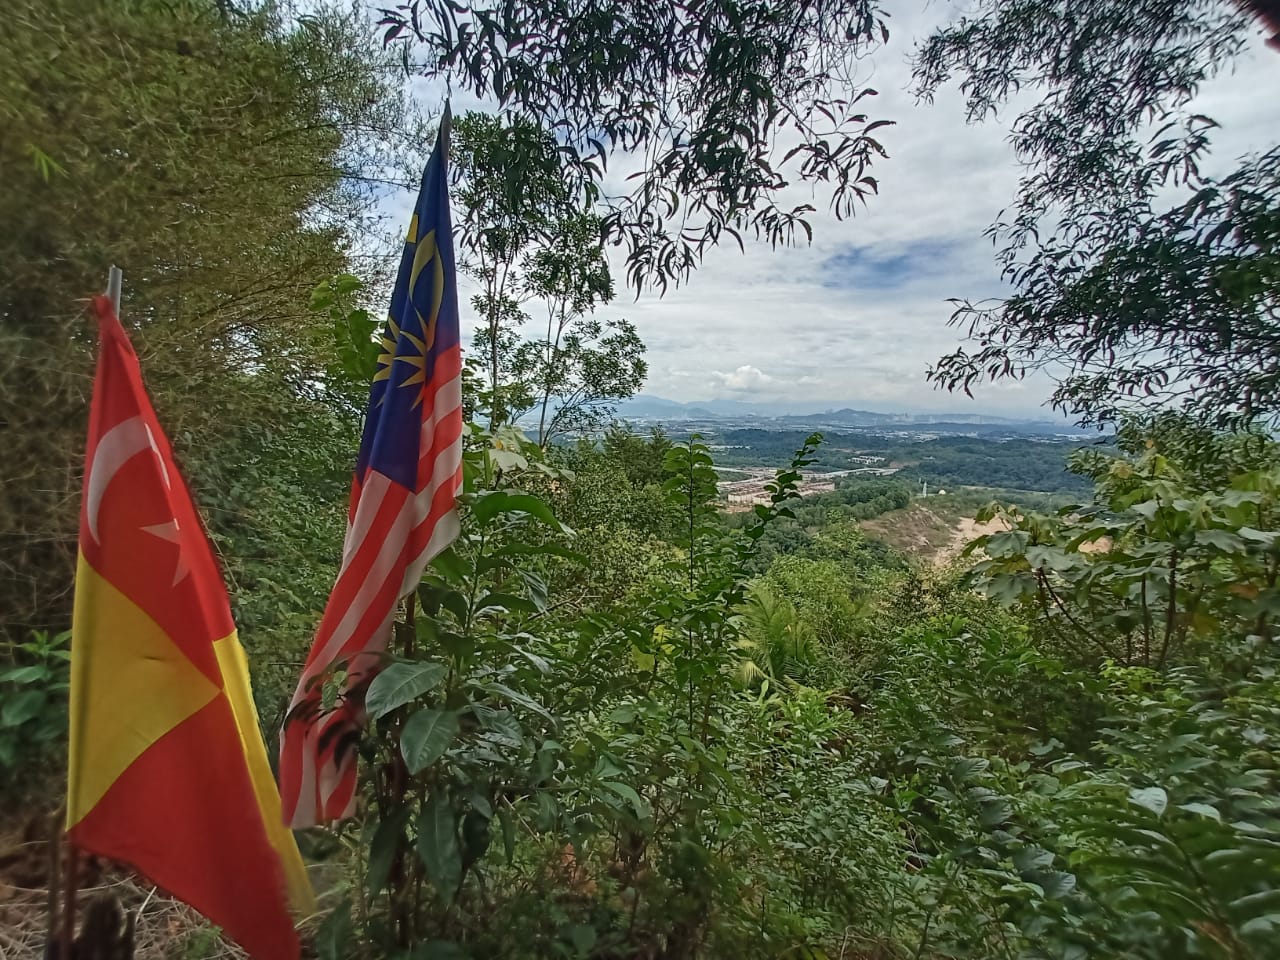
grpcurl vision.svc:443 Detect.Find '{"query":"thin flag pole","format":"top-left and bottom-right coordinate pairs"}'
top-left (58, 266), bottom-right (124, 958)
top-left (106, 265), bottom-right (123, 315)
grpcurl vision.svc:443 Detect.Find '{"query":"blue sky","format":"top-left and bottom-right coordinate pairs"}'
top-left (383, 2), bottom-right (1280, 418)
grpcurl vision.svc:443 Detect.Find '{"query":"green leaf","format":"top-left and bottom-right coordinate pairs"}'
top-left (461, 809), bottom-right (491, 868)
top-left (601, 781), bottom-right (650, 819)
top-left (366, 662), bottom-right (448, 720)
top-left (334, 274), bottom-right (363, 295)
top-left (0, 665), bottom-right (47, 684)
top-left (565, 924), bottom-right (597, 956)
top-left (515, 569), bottom-right (549, 611)
top-left (1195, 529), bottom-right (1245, 552)
top-left (1228, 889), bottom-right (1280, 919)
top-left (481, 682), bottom-right (554, 724)
top-left (417, 793), bottom-right (462, 895)
top-left (1033, 870), bottom-right (1077, 899)
top-left (1013, 846), bottom-right (1055, 874)
top-left (470, 490), bottom-right (564, 530)
top-left (473, 592), bottom-right (539, 615)
top-left (489, 447), bottom-right (529, 473)
top-left (1130, 500), bottom-right (1159, 520)
top-left (1177, 802), bottom-right (1221, 821)
top-left (497, 804), bottom-right (516, 864)
top-left (314, 899), bottom-right (353, 960)
top-left (1240, 914), bottom-right (1280, 936)
top-left (471, 704), bottom-right (523, 744)
top-left (978, 797), bottom-right (1013, 827)
top-left (608, 704), bottom-right (637, 724)
top-left (468, 790), bottom-right (493, 819)
top-left (1129, 786), bottom-right (1169, 817)
top-left (366, 808), bottom-right (410, 897)
top-left (431, 547), bottom-right (475, 583)
top-left (1239, 527), bottom-right (1278, 546)
top-left (1, 690), bottom-right (46, 727)
top-left (401, 709), bottom-right (461, 774)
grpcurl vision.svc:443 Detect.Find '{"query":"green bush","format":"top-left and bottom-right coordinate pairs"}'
top-left (1, 629), bottom-right (71, 785)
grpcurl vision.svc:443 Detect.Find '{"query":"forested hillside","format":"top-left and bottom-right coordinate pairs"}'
top-left (710, 429), bottom-right (1094, 494)
top-left (3, 2), bottom-right (1278, 960)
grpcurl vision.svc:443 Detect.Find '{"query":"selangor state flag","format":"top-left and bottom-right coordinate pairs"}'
top-left (67, 296), bottom-right (314, 960)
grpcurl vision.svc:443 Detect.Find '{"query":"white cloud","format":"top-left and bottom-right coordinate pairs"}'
top-left (711, 365), bottom-right (778, 394)
top-left (377, 1), bottom-right (1280, 418)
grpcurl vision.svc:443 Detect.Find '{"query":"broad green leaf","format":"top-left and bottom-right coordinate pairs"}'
top-left (314, 899), bottom-right (353, 960)
top-left (461, 809), bottom-right (491, 868)
top-left (1034, 870), bottom-right (1077, 900)
top-left (609, 704), bottom-right (637, 724)
top-left (978, 797), bottom-right (1013, 827)
top-left (1228, 889), bottom-right (1280, 918)
top-left (471, 490), bottom-right (565, 530)
top-left (333, 273), bottom-right (362, 294)
top-left (401, 709), bottom-right (460, 773)
top-left (1239, 526), bottom-right (1277, 545)
top-left (468, 790), bottom-right (493, 819)
top-left (565, 924), bottom-right (596, 956)
top-left (1129, 786), bottom-right (1169, 817)
top-left (366, 662), bottom-right (447, 720)
top-left (497, 804), bottom-right (516, 864)
top-left (366, 808), bottom-right (410, 897)
top-left (473, 592), bottom-right (539, 615)
top-left (0, 665), bottom-right (47, 684)
top-left (1177, 802), bottom-right (1221, 821)
top-left (431, 546), bottom-right (475, 583)
top-left (471, 703), bottom-right (523, 744)
top-left (601, 781), bottom-right (650, 819)
top-left (1240, 914), bottom-right (1280, 936)
top-left (515, 569), bottom-right (549, 611)
top-left (417, 793), bottom-right (462, 894)
top-left (481, 682), bottom-right (555, 724)
top-left (1, 690), bottom-right (46, 727)
top-left (1195, 529), bottom-right (1245, 552)
top-left (1013, 846), bottom-right (1055, 874)
top-left (1130, 500), bottom-right (1159, 520)
top-left (489, 447), bottom-right (529, 472)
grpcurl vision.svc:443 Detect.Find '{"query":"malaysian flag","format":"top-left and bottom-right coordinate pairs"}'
top-left (280, 112), bottom-right (463, 827)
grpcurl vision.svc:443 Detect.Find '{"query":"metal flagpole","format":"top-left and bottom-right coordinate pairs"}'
top-left (106, 265), bottom-right (123, 314)
top-left (58, 265), bottom-right (124, 959)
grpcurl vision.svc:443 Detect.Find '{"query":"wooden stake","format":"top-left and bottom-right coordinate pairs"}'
top-left (47, 810), bottom-right (63, 954)
top-left (60, 839), bottom-right (79, 960)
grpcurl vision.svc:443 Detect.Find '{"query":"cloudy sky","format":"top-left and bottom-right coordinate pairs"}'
top-left (392, 2), bottom-right (1280, 417)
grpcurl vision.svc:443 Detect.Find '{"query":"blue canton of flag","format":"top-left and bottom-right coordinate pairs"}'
top-left (359, 116), bottom-right (462, 490)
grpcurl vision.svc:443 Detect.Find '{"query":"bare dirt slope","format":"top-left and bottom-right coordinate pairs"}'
top-left (859, 501), bottom-right (1009, 566)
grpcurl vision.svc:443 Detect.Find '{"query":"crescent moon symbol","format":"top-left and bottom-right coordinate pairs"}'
top-left (85, 416), bottom-right (165, 542)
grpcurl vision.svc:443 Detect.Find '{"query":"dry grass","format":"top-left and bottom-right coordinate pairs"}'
top-left (1, 815), bottom-right (249, 960)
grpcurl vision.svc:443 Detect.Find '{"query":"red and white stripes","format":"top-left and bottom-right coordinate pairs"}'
top-left (278, 346), bottom-right (462, 829)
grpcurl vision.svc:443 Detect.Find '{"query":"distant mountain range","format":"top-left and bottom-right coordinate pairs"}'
top-left (615, 394), bottom-right (1071, 428)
